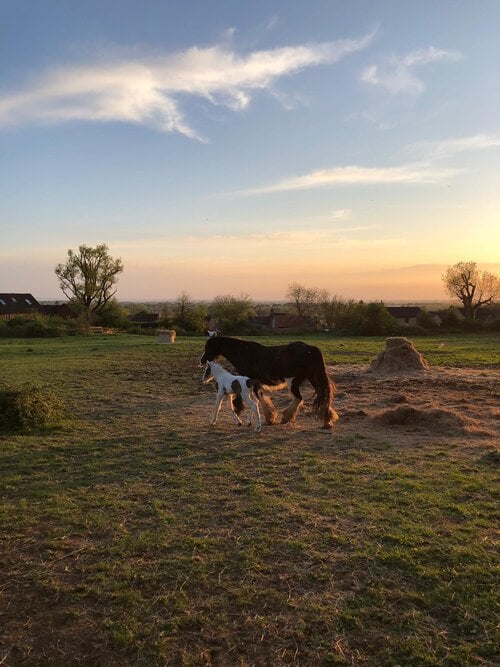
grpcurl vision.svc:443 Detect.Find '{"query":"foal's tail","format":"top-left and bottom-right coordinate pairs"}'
top-left (309, 350), bottom-right (339, 429)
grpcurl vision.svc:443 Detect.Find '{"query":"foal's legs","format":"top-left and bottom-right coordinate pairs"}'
top-left (227, 394), bottom-right (243, 427)
top-left (243, 394), bottom-right (262, 433)
top-left (281, 376), bottom-right (305, 424)
top-left (211, 392), bottom-right (225, 426)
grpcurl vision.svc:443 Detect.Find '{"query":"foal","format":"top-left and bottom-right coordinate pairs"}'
top-left (203, 361), bottom-right (262, 433)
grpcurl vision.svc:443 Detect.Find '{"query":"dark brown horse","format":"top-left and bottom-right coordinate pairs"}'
top-left (200, 336), bottom-right (338, 429)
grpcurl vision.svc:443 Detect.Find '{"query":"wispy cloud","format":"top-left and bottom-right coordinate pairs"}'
top-left (235, 162), bottom-right (460, 195)
top-left (0, 29), bottom-right (376, 139)
top-left (112, 228), bottom-right (405, 259)
top-left (331, 208), bottom-right (352, 221)
top-left (407, 134), bottom-right (500, 159)
top-left (361, 46), bottom-right (461, 95)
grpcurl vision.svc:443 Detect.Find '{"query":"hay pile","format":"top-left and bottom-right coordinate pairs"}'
top-left (368, 337), bottom-right (429, 373)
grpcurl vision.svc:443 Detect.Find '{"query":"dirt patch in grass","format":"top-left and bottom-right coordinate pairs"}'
top-left (331, 364), bottom-right (499, 445)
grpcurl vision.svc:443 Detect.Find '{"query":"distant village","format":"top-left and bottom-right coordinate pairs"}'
top-left (1, 292), bottom-right (499, 337)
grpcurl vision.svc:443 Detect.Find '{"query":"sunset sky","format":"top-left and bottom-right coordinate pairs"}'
top-left (1, 1), bottom-right (499, 301)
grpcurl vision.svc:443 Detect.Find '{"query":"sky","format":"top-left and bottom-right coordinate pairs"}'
top-left (1, 0), bottom-right (499, 302)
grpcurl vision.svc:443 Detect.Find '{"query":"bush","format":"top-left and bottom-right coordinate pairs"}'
top-left (485, 317), bottom-right (500, 333)
top-left (0, 316), bottom-right (86, 338)
top-left (340, 302), bottom-right (398, 336)
top-left (0, 382), bottom-right (64, 432)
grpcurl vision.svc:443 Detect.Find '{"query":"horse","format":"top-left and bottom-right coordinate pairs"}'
top-left (200, 336), bottom-right (338, 429)
top-left (203, 361), bottom-right (262, 432)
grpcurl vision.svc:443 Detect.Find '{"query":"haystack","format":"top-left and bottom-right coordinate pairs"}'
top-left (368, 337), bottom-right (429, 373)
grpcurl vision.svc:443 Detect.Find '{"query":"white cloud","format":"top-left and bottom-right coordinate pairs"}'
top-left (408, 134), bottom-right (500, 159)
top-left (0, 29), bottom-right (376, 139)
top-left (331, 208), bottom-right (352, 220)
top-left (361, 46), bottom-right (461, 95)
top-left (236, 162), bottom-right (460, 195)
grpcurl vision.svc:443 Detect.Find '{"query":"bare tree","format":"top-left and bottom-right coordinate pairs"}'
top-left (442, 261), bottom-right (500, 320)
top-left (55, 244), bottom-right (124, 322)
top-left (286, 282), bottom-right (319, 325)
top-left (173, 291), bottom-right (193, 329)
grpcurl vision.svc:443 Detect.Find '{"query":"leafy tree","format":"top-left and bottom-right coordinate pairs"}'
top-left (210, 293), bottom-right (255, 334)
top-left (286, 282), bottom-right (319, 325)
top-left (343, 302), bottom-right (396, 336)
top-left (416, 308), bottom-right (438, 330)
top-left (93, 299), bottom-right (130, 329)
top-left (55, 244), bottom-right (123, 323)
top-left (443, 261), bottom-right (500, 320)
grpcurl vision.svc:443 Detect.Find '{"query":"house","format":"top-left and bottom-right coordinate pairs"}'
top-left (386, 306), bottom-right (423, 327)
top-left (0, 294), bottom-right (78, 320)
top-left (249, 309), bottom-right (316, 332)
top-left (430, 306), bottom-right (466, 326)
top-left (128, 311), bottom-right (161, 326)
top-left (0, 293), bottom-right (40, 320)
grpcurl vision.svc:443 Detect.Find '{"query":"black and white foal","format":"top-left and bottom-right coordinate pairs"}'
top-left (203, 361), bottom-right (262, 433)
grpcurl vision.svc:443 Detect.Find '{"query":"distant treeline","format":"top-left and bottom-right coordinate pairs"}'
top-left (1, 295), bottom-right (499, 338)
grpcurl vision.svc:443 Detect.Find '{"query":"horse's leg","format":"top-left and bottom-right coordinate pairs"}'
top-left (258, 392), bottom-right (280, 425)
top-left (281, 376), bottom-right (304, 424)
top-left (227, 394), bottom-right (242, 427)
top-left (243, 394), bottom-right (262, 432)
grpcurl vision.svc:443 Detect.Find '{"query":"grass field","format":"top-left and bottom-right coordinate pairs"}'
top-left (0, 334), bottom-right (499, 666)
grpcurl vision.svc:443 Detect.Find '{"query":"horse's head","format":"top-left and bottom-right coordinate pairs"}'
top-left (200, 336), bottom-right (222, 365)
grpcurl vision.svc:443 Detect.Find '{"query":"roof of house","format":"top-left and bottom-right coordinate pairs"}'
top-left (386, 306), bottom-right (423, 319)
top-left (129, 312), bottom-right (160, 324)
top-left (0, 293), bottom-right (40, 315)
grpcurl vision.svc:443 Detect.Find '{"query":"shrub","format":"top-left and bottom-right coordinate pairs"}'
top-left (0, 382), bottom-right (64, 432)
top-left (0, 316), bottom-right (86, 338)
top-left (340, 302), bottom-right (398, 336)
top-left (485, 317), bottom-right (500, 333)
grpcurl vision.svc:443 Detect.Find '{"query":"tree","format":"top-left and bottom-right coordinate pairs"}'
top-left (172, 292), bottom-right (194, 330)
top-left (286, 282), bottom-right (319, 325)
top-left (318, 290), bottom-right (356, 331)
top-left (172, 292), bottom-right (207, 333)
top-left (442, 261), bottom-right (500, 320)
top-left (342, 302), bottom-right (395, 336)
top-left (210, 293), bottom-right (255, 334)
top-left (55, 244), bottom-right (124, 323)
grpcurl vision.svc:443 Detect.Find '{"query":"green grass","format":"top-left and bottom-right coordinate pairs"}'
top-left (0, 333), bottom-right (498, 665)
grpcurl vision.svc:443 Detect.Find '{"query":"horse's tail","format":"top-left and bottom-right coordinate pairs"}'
top-left (309, 349), bottom-right (339, 429)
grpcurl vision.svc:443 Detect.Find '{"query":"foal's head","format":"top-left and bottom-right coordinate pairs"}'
top-left (202, 362), bottom-right (214, 384)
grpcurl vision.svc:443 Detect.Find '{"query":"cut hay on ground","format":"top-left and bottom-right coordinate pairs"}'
top-left (374, 404), bottom-right (493, 436)
top-left (368, 337), bottom-right (429, 373)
